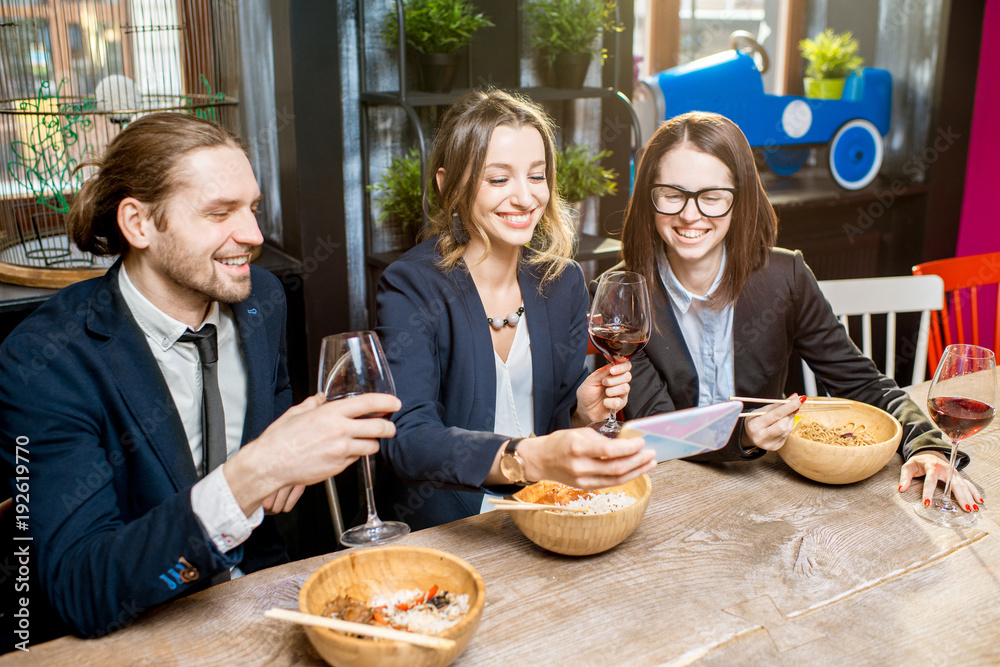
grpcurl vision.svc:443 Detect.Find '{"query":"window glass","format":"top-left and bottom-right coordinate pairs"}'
top-left (634, 0), bottom-right (779, 93)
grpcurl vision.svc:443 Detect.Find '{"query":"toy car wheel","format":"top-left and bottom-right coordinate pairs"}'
top-left (828, 119), bottom-right (883, 190)
top-left (763, 148), bottom-right (810, 176)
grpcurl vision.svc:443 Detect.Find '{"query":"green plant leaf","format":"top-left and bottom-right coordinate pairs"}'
top-left (556, 144), bottom-right (618, 203)
top-left (382, 0), bottom-right (494, 54)
top-left (798, 29), bottom-right (863, 80)
top-left (524, 0), bottom-right (623, 64)
top-left (367, 147), bottom-right (425, 232)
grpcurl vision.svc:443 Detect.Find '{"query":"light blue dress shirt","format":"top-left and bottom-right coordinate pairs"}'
top-left (656, 249), bottom-right (736, 407)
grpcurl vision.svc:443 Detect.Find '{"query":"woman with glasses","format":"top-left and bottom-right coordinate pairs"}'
top-left (611, 111), bottom-right (982, 512)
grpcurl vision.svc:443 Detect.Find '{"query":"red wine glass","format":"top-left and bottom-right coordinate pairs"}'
top-left (915, 343), bottom-right (995, 527)
top-left (588, 271), bottom-right (651, 437)
top-left (319, 331), bottom-right (409, 547)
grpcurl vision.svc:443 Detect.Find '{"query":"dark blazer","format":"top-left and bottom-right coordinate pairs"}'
top-left (625, 248), bottom-right (961, 465)
top-left (0, 260), bottom-right (292, 638)
top-left (375, 240), bottom-right (590, 529)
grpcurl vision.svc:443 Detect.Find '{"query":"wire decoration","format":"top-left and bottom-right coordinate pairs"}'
top-left (0, 0), bottom-right (240, 286)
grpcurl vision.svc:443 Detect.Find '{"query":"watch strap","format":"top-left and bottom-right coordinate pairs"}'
top-left (505, 437), bottom-right (524, 457)
top-left (501, 437), bottom-right (527, 484)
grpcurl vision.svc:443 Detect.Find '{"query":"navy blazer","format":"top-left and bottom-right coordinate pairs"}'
top-left (0, 260), bottom-right (292, 637)
top-left (624, 248), bottom-right (962, 465)
top-left (375, 240), bottom-right (590, 529)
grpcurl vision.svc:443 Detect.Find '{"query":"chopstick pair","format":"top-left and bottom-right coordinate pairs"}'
top-left (265, 608), bottom-right (456, 649)
top-left (730, 395), bottom-right (852, 418)
top-left (486, 497), bottom-right (589, 513)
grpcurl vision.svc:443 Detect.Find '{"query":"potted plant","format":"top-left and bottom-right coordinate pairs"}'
top-left (368, 148), bottom-right (426, 244)
top-left (382, 0), bottom-right (494, 93)
top-left (557, 144), bottom-right (618, 227)
top-left (799, 29), bottom-right (864, 100)
top-left (525, 0), bottom-right (623, 88)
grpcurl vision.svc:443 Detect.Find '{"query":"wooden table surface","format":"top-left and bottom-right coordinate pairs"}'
top-left (7, 383), bottom-right (1000, 665)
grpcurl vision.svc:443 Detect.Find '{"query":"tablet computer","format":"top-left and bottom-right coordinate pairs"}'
top-left (619, 400), bottom-right (743, 462)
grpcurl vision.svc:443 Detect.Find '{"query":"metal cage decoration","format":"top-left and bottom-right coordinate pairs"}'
top-left (0, 0), bottom-right (240, 287)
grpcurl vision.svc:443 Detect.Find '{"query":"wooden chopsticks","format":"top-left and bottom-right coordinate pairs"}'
top-left (264, 608), bottom-right (456, 649)
top-left (486, 498), bottom-right (590, 513)
top-left (729, 396), bottom-right (851, 405)
top-left (729, 395), bottom-right (852, 418)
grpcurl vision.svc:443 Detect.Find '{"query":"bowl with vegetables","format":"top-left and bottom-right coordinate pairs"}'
top-left (297, 545), bottom-right (485, 667)
top-left (506, 474), bottom-right (651, 556)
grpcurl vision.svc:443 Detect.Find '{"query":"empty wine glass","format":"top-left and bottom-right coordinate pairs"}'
top-left (587, 271), bottom-right (651, 437)
top-left (319, 331), bottom-right (409, 547)
top-left (914, 343), bottom-right (995, 527)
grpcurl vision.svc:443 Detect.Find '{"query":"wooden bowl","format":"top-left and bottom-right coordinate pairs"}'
top-left (507, 474), bottom-right (651, 556)
top-left (298, 546), bottom-right (485, 667)
top-left (778, 399), bottom-right (902, 484)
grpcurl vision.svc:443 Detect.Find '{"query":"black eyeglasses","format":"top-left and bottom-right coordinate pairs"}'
top-left (649, 184), bottom-right (738, 218)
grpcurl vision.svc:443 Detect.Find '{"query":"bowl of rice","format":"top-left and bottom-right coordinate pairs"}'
top-left (506, 474), bottom-right (651, 556)
top-left (297, 545), bottom-right (485, 667)
top-left (779, 399), bottom-right (902, 484)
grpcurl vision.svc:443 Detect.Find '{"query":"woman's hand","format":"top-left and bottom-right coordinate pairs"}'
top-left (573, 361), bottom-right (632, 426)
top-left (517, 427), bottom-right (656, 489)
top-left (741, 394), bottom-right (807, 451)
top-left (898, 451), bottom-right (983, 513)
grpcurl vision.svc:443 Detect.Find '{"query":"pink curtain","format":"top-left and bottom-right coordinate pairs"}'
top-left (951, 0), bottom-right (999, 355)
top-left (956, 0), bottom-right (999, 256)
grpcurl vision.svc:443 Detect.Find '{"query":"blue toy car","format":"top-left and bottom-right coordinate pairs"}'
top-left (636, 47), bottom-right (892, 190)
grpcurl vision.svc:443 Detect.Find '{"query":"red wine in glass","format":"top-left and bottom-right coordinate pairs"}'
top-left (587, 271), bottom-right (651, 436)
top-left (589, 323), bottom-right (650, 362)
top-left (927, 396), bottom-right (995, 441)
top-left (321, 390), bottom-right (393, 421)
top-left (916, 343), bottom-right (996, 528)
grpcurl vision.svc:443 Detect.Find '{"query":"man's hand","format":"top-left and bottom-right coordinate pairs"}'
top-left (261, 485), bottom-right (306, 514)
top-left (223, 392), bottom-right (400, 517)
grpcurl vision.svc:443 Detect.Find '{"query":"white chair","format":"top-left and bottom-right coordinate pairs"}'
top-left (802, 275), bottom-right (945, 395)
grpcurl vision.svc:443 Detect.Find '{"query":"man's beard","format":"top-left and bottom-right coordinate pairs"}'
top-left (157, 237), bottom-right (253, 305)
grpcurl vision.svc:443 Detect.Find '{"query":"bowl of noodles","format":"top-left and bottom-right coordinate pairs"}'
top-left (779, 399), bottom-right (902, 484)
top-left (506, 474), bottom-right (651, 556)
top-left (297, 546), bottom-right (485, 667)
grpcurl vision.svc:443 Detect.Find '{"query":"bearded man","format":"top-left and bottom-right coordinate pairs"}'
top-left (0, 113), bottom-right (398, 642)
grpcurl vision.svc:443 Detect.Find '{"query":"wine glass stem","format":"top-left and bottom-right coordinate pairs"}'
top-left (361, 455), bottom-right (383, 526)
top-left (940, 439), bottom-right (961, 506)
top-left (606, 409), bottom-right (618, 429)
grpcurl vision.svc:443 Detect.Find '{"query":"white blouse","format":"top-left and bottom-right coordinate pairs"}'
top-left (480, 311), bottom-right (534, 513)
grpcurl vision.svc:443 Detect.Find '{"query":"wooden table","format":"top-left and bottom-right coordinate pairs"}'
top-left (7, 383), bottom-right (1000, 665)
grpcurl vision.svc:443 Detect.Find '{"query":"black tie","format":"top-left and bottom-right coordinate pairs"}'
top-left (179, 325), bottom-right (226, 475)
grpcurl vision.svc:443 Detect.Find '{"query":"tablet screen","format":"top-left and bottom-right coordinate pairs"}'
top-left (620, 401), bottom-right (743, 462)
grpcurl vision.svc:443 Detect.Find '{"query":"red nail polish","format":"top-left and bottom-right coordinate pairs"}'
top-left (924, 499), bottom-right (930, 507)
top-left (979, 498), bottom-right (985, 504)
top-left (973, 504), bottom-right (979, 512)
top-left (965, 505), bottom-right (971, 512)
top-left (898, 485), bottom-right (903, 492)
top-left (799, 395), bottom-right (808, 404)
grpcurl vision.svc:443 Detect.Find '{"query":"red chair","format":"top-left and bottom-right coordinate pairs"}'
top-left (912, 251), bottom-right (1000, 371)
